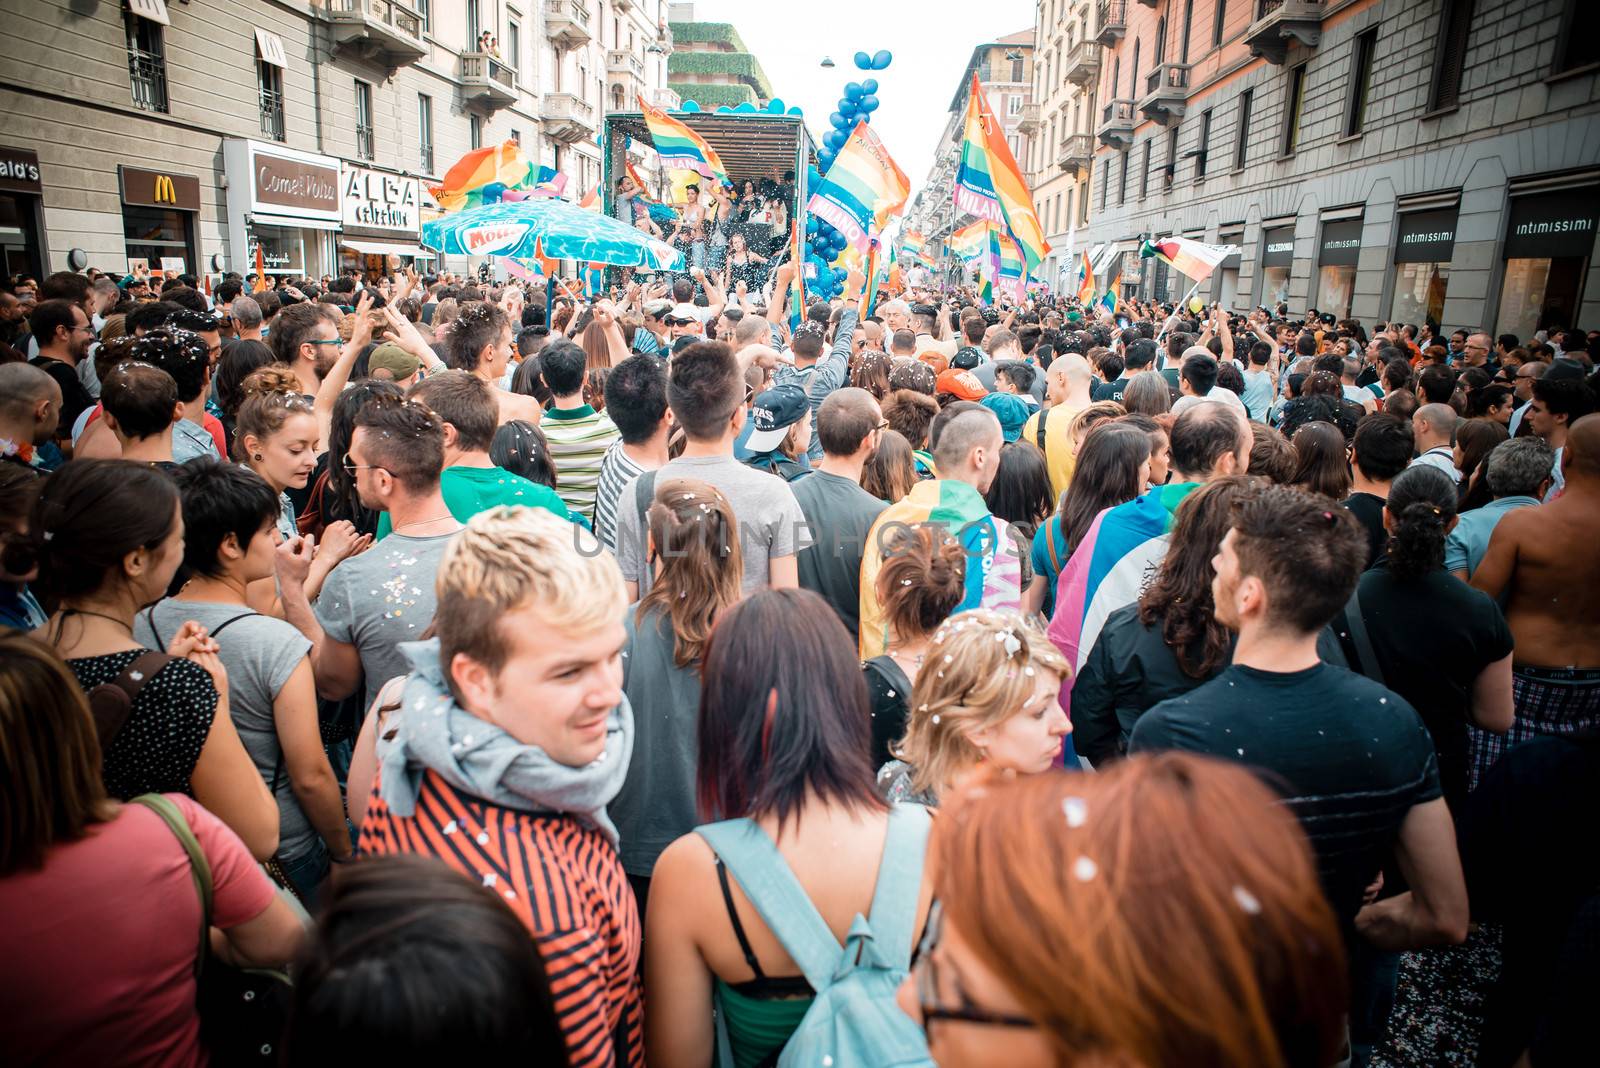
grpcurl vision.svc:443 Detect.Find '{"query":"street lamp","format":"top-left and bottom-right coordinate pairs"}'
top-left (820, 56), bottom-right (836, 68)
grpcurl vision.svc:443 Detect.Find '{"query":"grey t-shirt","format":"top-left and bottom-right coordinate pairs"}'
top-left (610, 606), bottom-right (702, 877)
top-left (134, 599), bottom-right (316, 858)
top-left (789, 470), bottom-right (887, 641)
top-left (315, 530), bottom-right (456, 709)
top-left (612, 453), bottom-right (810, 597)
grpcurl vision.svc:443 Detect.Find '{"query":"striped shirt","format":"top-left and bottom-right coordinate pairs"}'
top-left (593, 441), bottom-right (648, 552)
top-left (360, 769), bottom-right (644, 1068)
top-left (543, 404), bottom-right (621, 521)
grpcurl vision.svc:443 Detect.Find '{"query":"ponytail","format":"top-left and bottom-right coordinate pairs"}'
top-left (1385, 465), bottom-right (1457, 579)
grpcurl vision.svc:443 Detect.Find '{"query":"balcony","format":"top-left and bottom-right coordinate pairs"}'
top-left (1056, 133), bottom-right (1093, 175)
top-left (1095, 0), bottom-right (1127, 46)
top-left (545, 0), bottom-right (593, 50)
top-left (649, 87), bottom-right (681, 110)
top-left (325, 0), bottom-right (427, 67)
top-left (1018, 102), bottom-right (1041, 133)
top-left (1139, 63), bottom-right (1190, 125)
top-left (1244, 0), bottom-right (1326, 65)
top-left (462, 52), bottom-right (517, 110)
top-left (1096, 99), bottom-right (1136, 149)
top-left (542, 92), bottom-right (597, 143)
top-left (1062, 37), bottom-right (1101, 87)
top-left (607, 49), bottom-right (644, 79)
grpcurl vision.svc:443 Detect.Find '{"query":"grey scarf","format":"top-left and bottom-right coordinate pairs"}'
top-left (377, 639), bottom-right (633, 847)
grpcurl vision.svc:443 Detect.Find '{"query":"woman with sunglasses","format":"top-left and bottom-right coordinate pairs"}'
top-left (898, 754), bottom-right (1347, 1067)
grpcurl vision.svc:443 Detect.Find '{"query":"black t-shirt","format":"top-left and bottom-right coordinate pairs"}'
top-left (1130, 661), bottom-right (1441, 925)
top-left (30, 356), bottom-right (93, 440)
top-left (1093, 376), bottom-right (1131, 403)
top-left (1345, 564), bottom-right (1513, 817)
top-left (863, 655), bottom-right (912, 772)
top-left (1341, 491), bottom-right (1388, 569)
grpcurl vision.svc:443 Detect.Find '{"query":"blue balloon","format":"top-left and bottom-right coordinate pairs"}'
top-left (844, 82), bottom-right (863, 101)
top-left (767, 98), bottom-right (785, 113)
top-left (854, 51), bottom-right (872, 70)
top-left (806, 165), bottom-right (821, 186)
top-left (734, 101), bottom-right (757, 113)
top-left (829, 111), bottom-right (847, 130)
top-left (805, 217), bottom-right (819, 235)
top-left (716, 105), bottom-right (733, 113)
top-left (787, 105), bottom-right (804, 116)
top-left (860, 94), bottom-right (879, 114)
top-left (681, 99), bottom-right (700, 112)
top-left (828, 130), bottom-right (848, 150)
top-left (872, 50), bottom-right (892, 70)
top-left (861, 78), bottom-right (879, 95)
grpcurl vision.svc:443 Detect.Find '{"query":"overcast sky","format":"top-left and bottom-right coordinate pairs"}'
top-left (677, 1), bottom-right (1035, 204)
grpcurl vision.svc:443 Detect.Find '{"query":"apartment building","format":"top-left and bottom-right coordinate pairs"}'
top-left (1023, 0), bottom-right (1097, 290)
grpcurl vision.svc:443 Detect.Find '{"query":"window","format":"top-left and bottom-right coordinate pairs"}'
top-left (354, 80), bottom-right (375, 161)
top-left (1283, 64), bottom-right (1306, 155)
top-left (1429, 0), bottom-right (1473, 111)
top-left (1100, 159), bottom-right (1109, 209)
top-left (1196, 108), bottom-right (1211, 180)
top-left (510, 129), bottom-right (521, 146)
top-left (1118, 149), bottom-right (1129, 205)
top-left (507, 19), bottom-right (520, 69)
top-left (1130, 40), bottom-right (1140, 98)
top-left (418, 94), bottom-right (434, 173)
top-left (124, 11), bottom-right (168, 113)
top-left (1011, 56), bottom-right (1024, 82)
top-left (1213, 0), bottom-right (1227, 48)
top-left (1554, 0), bottom-right (1600, 75)
top-left (467, 0), bottom-right (481, 45)
top-left (1235, 88), bottom-right (1253, 170)
top-left (257, 61), bottom-right (285, 141)
top-left (1165, 126), bottom-right (1179, 189)
top-left (1180, 0), bottom-right (1194, 62)
top-left (1140, 140), bottom-right (1151, 198)
top-left (1345, 29), bottom-right (1377, 136)
top-left (416, 0), bottom-right (430, 33)
top-left (469, 114), bottom-right (482, 150)
top-left (1008, 94), bottom-right (1023, 116)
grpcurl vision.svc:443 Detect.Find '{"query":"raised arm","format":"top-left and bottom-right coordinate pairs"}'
top-left (314, 291), bottom-right (373, 451)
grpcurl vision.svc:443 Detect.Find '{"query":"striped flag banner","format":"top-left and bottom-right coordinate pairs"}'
top-left (640, 100), bottom-right (731, 187)
top-left (1139, 236), bottom-right (1237, 281)
top-left (805, 120), bottom-right (910, 254)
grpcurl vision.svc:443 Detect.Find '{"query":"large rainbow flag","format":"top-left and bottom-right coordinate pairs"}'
top-left (900, 229), bottom-right (925, 258)
top-left (997, 230), bottom-right (1025, 298)
top-left (1099, 271), bottom-right (1121, 316)
top-left (429, 141), bottom-right (538, 212)
top-left (1076, 250), bottom-right (1096, 306)
top-left (948, 219), bottom-right (991, 259)
top-left (953, 74), bottom-right (1050, 275)
top-left (640, 101), bottom-right (731, 187)
top-left (805, 120), bottom-right (910, 253)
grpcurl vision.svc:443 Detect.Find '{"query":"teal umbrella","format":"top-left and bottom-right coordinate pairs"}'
top-left (420, 199), bottom-right (683, 271)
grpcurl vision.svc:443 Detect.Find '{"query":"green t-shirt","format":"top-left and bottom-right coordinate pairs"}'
top-left (375, 464), bottom-right (576, 539)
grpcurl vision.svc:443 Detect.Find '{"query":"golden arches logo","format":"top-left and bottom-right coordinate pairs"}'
top-left (153, 175), bottom-right (177, 204)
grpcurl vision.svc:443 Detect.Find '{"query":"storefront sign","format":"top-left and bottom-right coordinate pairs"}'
top-left (255, 152), bottom-right (340, 216)
top-left (119, 165), bottom-right (201, 212)
top-left (1261, 226), bottom-right (1294, 267)
top-left (340, 164), bottom-right (421, 234)
top-left (0, 146), bottom-right (42, 194)
top-left (1505, 188), bottom-right (1598, 259)
top-left (1394, 208), bottom-right (1457, 263)
top-left (1318, 219), bottom-right (1363, 266)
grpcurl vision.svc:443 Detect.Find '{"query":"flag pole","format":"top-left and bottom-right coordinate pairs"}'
top-left (1154, 277), bottom-right (1207, 346)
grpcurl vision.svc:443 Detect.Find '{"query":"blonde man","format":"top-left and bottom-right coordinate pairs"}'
top-left (357, 506), bottom-right (644, 1068)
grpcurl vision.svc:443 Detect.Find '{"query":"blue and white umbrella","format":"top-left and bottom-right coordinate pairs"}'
top-left (421, 199), bottom-right (683, 271)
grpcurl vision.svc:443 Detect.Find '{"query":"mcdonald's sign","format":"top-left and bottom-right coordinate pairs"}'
top-left (119, 165), bottom-right (200, 211)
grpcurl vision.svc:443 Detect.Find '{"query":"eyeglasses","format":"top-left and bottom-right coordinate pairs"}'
top-left (873, 419), bottom-right (890, 432)
top-left (341, 454), bottom-right (389, 477)
top-left (70, 323), bottom-right (94, 334)
top-left (911, 900), bottom-right (1037, 1031)
top-left (307, 337), bottom-right (342, 347)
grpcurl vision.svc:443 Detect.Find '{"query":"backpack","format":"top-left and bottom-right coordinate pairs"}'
top-left (697, 803), bottom-right (935, 1068)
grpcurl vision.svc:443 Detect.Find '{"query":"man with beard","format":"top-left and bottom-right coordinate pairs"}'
top-left (26, 299), bottom-right (95, 446)
top-left (790, 388), bottom-right (888, 641)
top-left (270, 301), bottom-right (344, 398)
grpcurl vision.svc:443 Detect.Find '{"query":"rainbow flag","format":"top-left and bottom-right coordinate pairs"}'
top-left (577, 185), bottom-right (600, 212)
top-left (1076, 251), bottom-right (1095, 306)
top-left (805, 121), bottom-right (910, 254)
top-left (640, 101), bottom-right (730, 187)
top-left (1139, 235), bottom-right (1236, 281)
top-left (863, 237), bottom-right (882, 316)
top-left (953, 74), bottom-right (1050, 275)
top-left (1099, 271), bottom-right (1121, 316)
top-left (949, 219), bottom-right (991, 259)
top-left (788, 219), bottom-right (806, 329)
top-left (429, 141), bottom-right (538, 213)
top-left (900, 229), bottom-right (925, 258)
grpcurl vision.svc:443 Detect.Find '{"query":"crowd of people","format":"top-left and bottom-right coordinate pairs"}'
top-left (1, 254), bottom-right (1598, 1068)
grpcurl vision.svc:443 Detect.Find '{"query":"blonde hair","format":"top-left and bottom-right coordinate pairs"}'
top-left (894, 608), bottom-right (1069, 798)
top-left (434, 506), bottom-right (625, 701)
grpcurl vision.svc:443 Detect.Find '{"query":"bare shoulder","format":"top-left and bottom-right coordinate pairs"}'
top-left (494, 388), bottom-right (542, 423)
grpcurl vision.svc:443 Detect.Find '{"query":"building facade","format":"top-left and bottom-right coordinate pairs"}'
top-left (1075, 0), bottom-right (1600, 337)
top-left (1024, 0), bottom-right (1097, 291)
top-left (0, 0), bottom-right (673, 280)
top-left (904, 29), bottom-right (1035, 270)
top-left (663, 3), bottom-right (774, 111)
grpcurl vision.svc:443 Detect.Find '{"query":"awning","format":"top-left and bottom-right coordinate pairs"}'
top-left (250, 212), bottom-right (341, 232)
top-left (128, 0), bottom-right (170, 25)
top-left (255, 29), bottom-right (287, 69)
top-left (341, 237), bottom-right (428, 258)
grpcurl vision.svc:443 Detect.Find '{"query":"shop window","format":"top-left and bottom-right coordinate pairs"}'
top-left (1392, 262), bottom-right (1449, 331)
top-left (1498, 258), bottom-right (1586, 340)
top-left (123, 205), bottom-right (194, 276)
top-left (125, 11), bottom-right (168, 113)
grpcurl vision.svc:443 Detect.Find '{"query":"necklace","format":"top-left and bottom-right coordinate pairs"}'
top-left (62, 606), bottom-right (134, 633)
top-left (391, 511), bottom-right (457, 536)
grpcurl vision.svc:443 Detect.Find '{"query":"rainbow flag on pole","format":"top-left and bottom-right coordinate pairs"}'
top-left (805, 121), bottom-right (910, 254)
top-left (953, 74), bottom-right (1050, 275)
top-left (900, 229), bottom-right (925, 258)
top-left (948, 219), bottom-right (991, 260)
top-left (1099, 271), bottom-right (1121, 316)
top-left (1076, 251), bottom-right (1096, 306)
top-left (1139, 235), bottom-right (1236, 281)
top-left (788, 219), bottom-right (807, 329)
top-left (863, 237), bottom-right (882, 317)
top-left (640, 101), bottom-right (730, 187)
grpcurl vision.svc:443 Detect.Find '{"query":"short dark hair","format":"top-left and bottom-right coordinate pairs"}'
top-left (442, 302), bottom-right (509, 372)
top-left (1169, 401), bottom-right (1244, 478)
top-left (28, 299), bottom-right (82, 347)
top-left (816, 387), bottom-right (879, 457)
top-left (161, 286), bottom-right (208, 314)
top-left (171, 460), bottom-right (281, 578)
top-left (128, 327), bottom-right (211, 402)
top-left (1181, 354), bottom-right (1219, 394)
top-left (697, 588), bottom-right (886, 828)
top-left (100, 361), bottom-right (178, 438)
top-left (792, 331), bottom-right (825, 361)
top-left (883, 389), bottom-right (938, 449)
top-left (1231, 484), bottom-right (1367, 633)
top-left (269, 302), bottom-right (331, 364)
top-left (603, 354), bottom-right (668, 445)
top-left (1350, 412), bottom-right (1412, 482)
top-left (1248, 340), bottom-right (1273, 367)
top-left (407, 370), bottom-right (498, 453)
top-left (1095, 353), bottom-right (1124, 381)
top-left (40, 271), bottom-right (90, 304)
top-left (536, 339), bottom-right (586, 396)
top-left (994, 360), bottom-right (1036, 394)
top-left (124, 300), bottom-right (180, 335)
top-left (667, 341), bottom-right (742, 441)
top-left (1496, 332), bottom-right (1519, 352)
top-left (1295, 333), bottom-right (1318, 357)
top-left (354, 395), bottom-right (445, 493)
top-left (1417, 364), bottom-right (1457, 405)
top-left (215, 280), bottom-right (244, 305)
top-left (1531, 376), bottom-right (1596, 422)
top-left (1124, 338), bottom-right (1158, 370)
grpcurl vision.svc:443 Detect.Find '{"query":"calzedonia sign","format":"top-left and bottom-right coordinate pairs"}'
top-left (341, 163), bottom-right (421, 235)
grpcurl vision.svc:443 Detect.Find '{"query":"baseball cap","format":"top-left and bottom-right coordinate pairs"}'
top-left (666, 302), bottom-right (701, 325)
top-left (745, 382), bottom-right (810, 453)
top-left (1065, 310), bottom-right (1083, 324)
top-left (981, 392), bottom-right (1031, 442)
top-left (367, 342), bottom-right (420, 381)
top-left (951, 345), bottom-right (984, 371)
top-left (643, 298), bottom-right (674, 319)
top-left (936, 368), bottom-right (988, 401)
top-left (917, 350), bottom-right (950, 375)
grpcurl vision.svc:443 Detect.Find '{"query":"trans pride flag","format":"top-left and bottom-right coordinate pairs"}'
top-left (805, 120), bottom-right (910, 254)
top-left (640, 101), bottom-right (730, 187)
top-left (953, 74), bottom-right (1050, 275)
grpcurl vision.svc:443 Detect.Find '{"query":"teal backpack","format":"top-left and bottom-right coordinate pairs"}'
top-left (697, 803), bottom-right (935, 1068)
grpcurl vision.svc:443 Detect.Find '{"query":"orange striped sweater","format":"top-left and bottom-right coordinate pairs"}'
top-left (360, 768), bottom-right (644, 1068)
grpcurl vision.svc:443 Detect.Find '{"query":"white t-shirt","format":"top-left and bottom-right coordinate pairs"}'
top-left (1171, 388), bottom-right (1248, 417)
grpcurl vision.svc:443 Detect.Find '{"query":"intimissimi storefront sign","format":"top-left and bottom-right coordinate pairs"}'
top-left (1504, 188), bottom-right (1597, 258)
